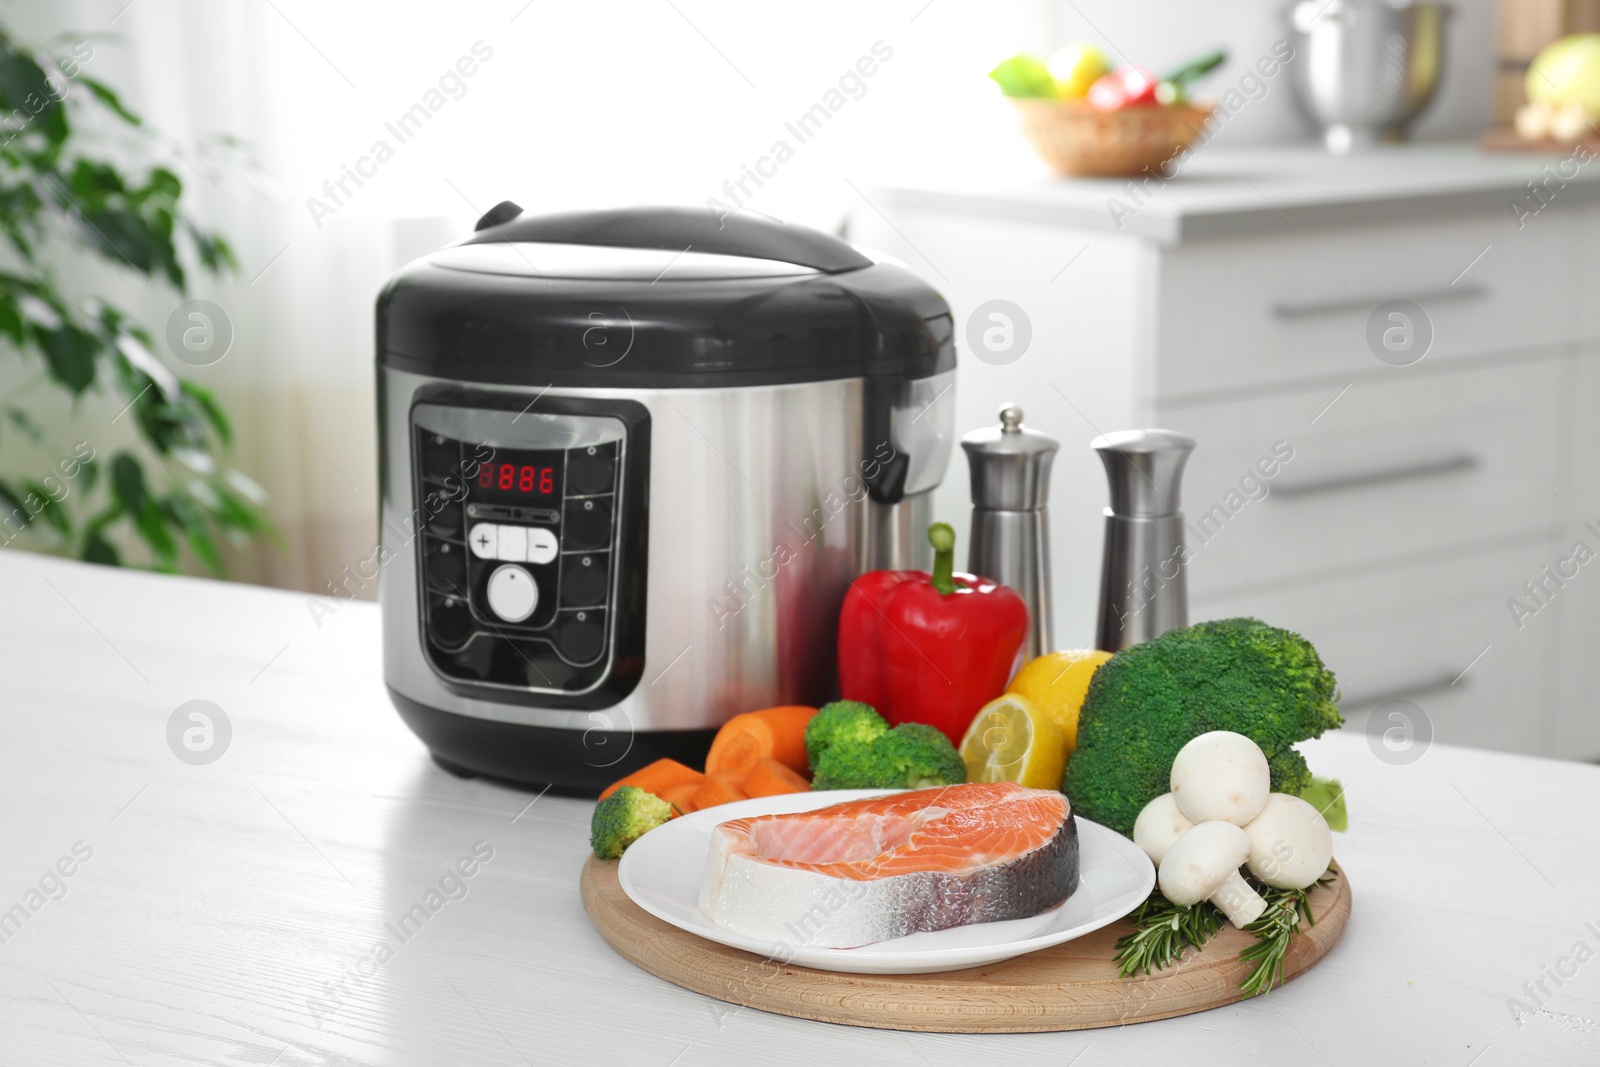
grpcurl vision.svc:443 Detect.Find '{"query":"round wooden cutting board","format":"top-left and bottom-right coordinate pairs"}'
top-left (580, 856), bottom-right (1350, 1033)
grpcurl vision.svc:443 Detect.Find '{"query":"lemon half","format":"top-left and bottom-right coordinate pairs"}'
top-left (958, 694), bottom-right (1067, 790)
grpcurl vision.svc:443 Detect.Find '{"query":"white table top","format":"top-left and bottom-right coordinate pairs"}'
top-left (3, 550), bottom-right (1595, 1065)
top-left (868, 141), bottom-right (1600, 243)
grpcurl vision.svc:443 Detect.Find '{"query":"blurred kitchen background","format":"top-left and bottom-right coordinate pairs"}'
top-left (2, 0), bottom-right (1597, 762)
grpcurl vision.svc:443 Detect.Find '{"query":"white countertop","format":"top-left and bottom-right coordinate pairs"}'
top-left (868, 141), bottom-right (1600, 243)
top-left (2, 549), bottom-right (1596, 1065)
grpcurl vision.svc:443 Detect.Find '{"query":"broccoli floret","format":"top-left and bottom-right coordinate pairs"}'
top-left (881, 723), bottom-right (968, 788)
top-left (590, 786), bottom-right (673, 859)
top-left (1266, 744), bottom-right (1312, 799)
top-left (1061, 617), bottom-right (1343, 837)
top-left (809, 742), bottom-right (881, 790)
top-left (805, 700), bottom-right (889, 771)
top-left (812, 722), bottom-right (967, 790)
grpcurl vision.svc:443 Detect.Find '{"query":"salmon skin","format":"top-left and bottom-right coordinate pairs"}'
top-left (697, 782), bottom-right (1080, 948)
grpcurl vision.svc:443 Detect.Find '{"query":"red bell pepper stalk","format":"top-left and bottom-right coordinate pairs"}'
top-left (837, 523), bottom-right (1030, 745)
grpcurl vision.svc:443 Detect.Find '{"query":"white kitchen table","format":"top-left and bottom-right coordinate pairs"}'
top-left (2, 550), bottom-right (1595, 1066)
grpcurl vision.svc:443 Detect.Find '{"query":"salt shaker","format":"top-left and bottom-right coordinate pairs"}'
top-left (1091, 428), bottom-right (1195, 651)
top-left (961, 403), bottom-right (1059, 660)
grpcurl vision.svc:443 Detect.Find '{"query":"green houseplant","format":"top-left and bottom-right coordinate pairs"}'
top-left (0, 27), bottom-right (271, 572)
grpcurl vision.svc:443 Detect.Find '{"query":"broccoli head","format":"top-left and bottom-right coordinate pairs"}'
top-left (1061, 617), bottom-right (1343, 837)
top-left (590, 785), bottom-right (673, 859)
top-left (812, 722), bottom-right (966, 790)
top-left (804, 700), bottom-right (889, 771)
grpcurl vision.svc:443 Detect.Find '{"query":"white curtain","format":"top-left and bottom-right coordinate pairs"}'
top-left (4, 0), bottom-right (1488, 595)
top-left (4, 0), bottom-right (1036, 596)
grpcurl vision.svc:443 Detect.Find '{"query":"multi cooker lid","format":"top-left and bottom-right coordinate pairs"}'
top-left (377, 205), bottom-right (954, 389)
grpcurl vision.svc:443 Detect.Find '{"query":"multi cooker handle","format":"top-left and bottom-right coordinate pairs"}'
top-left (468, 202), bottom-right (874, 275)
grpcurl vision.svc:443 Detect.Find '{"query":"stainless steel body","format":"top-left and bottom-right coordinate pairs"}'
top-left (1287, 0), bottom-right (1450, 153)
top-left (1091, 429), bottom-right (1195, 651)
top-left (962, 404), bottom-right (1058, 660)
top-left (380, 366), bottom-right (948, 732)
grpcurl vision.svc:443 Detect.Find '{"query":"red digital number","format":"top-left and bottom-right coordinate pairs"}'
top-left (478, 464), bottom-right (493, 488)
top-left (519, 465), bottom-right (534, 492)
top-left (540, 467), bottom-right (554, 494)
top-left (498, 465), bottom-right (514, 490)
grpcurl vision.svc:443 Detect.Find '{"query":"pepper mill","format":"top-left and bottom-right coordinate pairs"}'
top-left (1092, 428), bottom-right (1196, 652)
top-left (961, 403), bottom-right (1059, 661)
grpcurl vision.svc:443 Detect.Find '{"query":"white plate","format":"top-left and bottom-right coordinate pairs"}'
top-left (616, 789), bottom-right (1155, 975)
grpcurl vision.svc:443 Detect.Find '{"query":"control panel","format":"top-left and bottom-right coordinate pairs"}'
top-left (409, 397), bottom-right (649, 703)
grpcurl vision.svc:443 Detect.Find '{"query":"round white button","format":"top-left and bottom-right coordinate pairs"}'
top-left (485, 564), bottom-right (538, 623)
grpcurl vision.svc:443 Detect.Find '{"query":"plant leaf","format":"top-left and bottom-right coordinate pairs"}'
top-left (134, 496), bottom-right (178, 568)
top-left (110, 451), bottom-right (147, 514)
top-left (0, 297), bottom-right (24, 344)
top-left (0, 479), bottom-right (27, 534)
top-left (0, 43), bottom-right (66, 147)
top-left (35, 322), bottom-right (98, 393)
top-left (79, 76), bottom-right (141, 126)
top-left (168, 490), bottom-right (222, 574)
top-left (180, 379), bottom-right (231, 446)
top-left (81, 531), bottom-right (119, 565)
top-left (22, 480), bottom-right (69, 535)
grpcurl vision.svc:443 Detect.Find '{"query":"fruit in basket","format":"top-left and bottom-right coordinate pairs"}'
top-left (988, 54), bottom-right (1057, 99)
top-left (1047, 42), bottom-right (1112, 99)
top-left (991, 46), bottom-right (1228, 177)
top-left (1088, 65), bottom-right (1160, 110)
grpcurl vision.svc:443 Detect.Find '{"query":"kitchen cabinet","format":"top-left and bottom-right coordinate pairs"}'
top-left (852, 144), bottom-right (1600, 760)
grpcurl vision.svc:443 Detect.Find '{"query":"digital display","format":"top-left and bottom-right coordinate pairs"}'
top-left (471, 448), bottom-right (563, 501)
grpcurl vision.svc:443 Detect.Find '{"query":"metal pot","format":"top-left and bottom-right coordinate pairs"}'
top-left (1287, 0), bottom-right (1451, 153)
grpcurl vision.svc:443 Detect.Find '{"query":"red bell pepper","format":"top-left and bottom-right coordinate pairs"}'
top-left (837, 523), bottom-right (1029, 745)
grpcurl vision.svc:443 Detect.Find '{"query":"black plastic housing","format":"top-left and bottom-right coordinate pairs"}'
top-left (376, 206), bottom-right (955, 391)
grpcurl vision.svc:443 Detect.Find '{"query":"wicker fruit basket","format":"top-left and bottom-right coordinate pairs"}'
top-left (1011, 100), bottom-right (1216, 178)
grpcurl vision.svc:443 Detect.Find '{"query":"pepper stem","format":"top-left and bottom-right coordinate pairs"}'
top-left (928, 522), bottom-right (957, 595)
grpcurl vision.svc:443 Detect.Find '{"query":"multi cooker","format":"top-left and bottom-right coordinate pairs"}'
top-left (376, 205), bottom-right (956, 791)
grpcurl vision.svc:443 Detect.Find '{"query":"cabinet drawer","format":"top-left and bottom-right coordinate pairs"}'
top-left (1155, 213), bottom-right (1577, 399)
top-left (1192, 542), bottom-right (1559, 756)
top-left (1161, 360), bottom-right (1565, 594)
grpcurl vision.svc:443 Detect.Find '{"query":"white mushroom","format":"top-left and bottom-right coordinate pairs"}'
top-left (1242, 793), bottom-right (1333, 890)
top-left (1169, 730), bottom-right (1271, 827)
top-left (1158, 821), bottom-right (1267, 928)
top-left (1132, 793), bottom-right (1195, 866)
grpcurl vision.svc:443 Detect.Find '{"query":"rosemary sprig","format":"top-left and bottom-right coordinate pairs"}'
top-left (1113, 869), bottom-right (1337, 995)
top-left (1112, 890), bottom-right (1225, 978)
top-left (1237, 871), bottom-right (1335, 997)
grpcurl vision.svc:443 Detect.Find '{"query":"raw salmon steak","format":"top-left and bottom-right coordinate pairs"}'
top-left (696, 782), bottom-right (1079, 948)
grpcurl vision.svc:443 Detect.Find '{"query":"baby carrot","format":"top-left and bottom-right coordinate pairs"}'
top-left (690, 770), bottom-right (749, 811)
top-left (743, 756), bottom-right (810, 798)
top-left (599, 758), bottom-right (703, 801)
top-left (661, 779), bottom-right (701, 817)
top-left (705, 706), bottom-right (817, 779)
